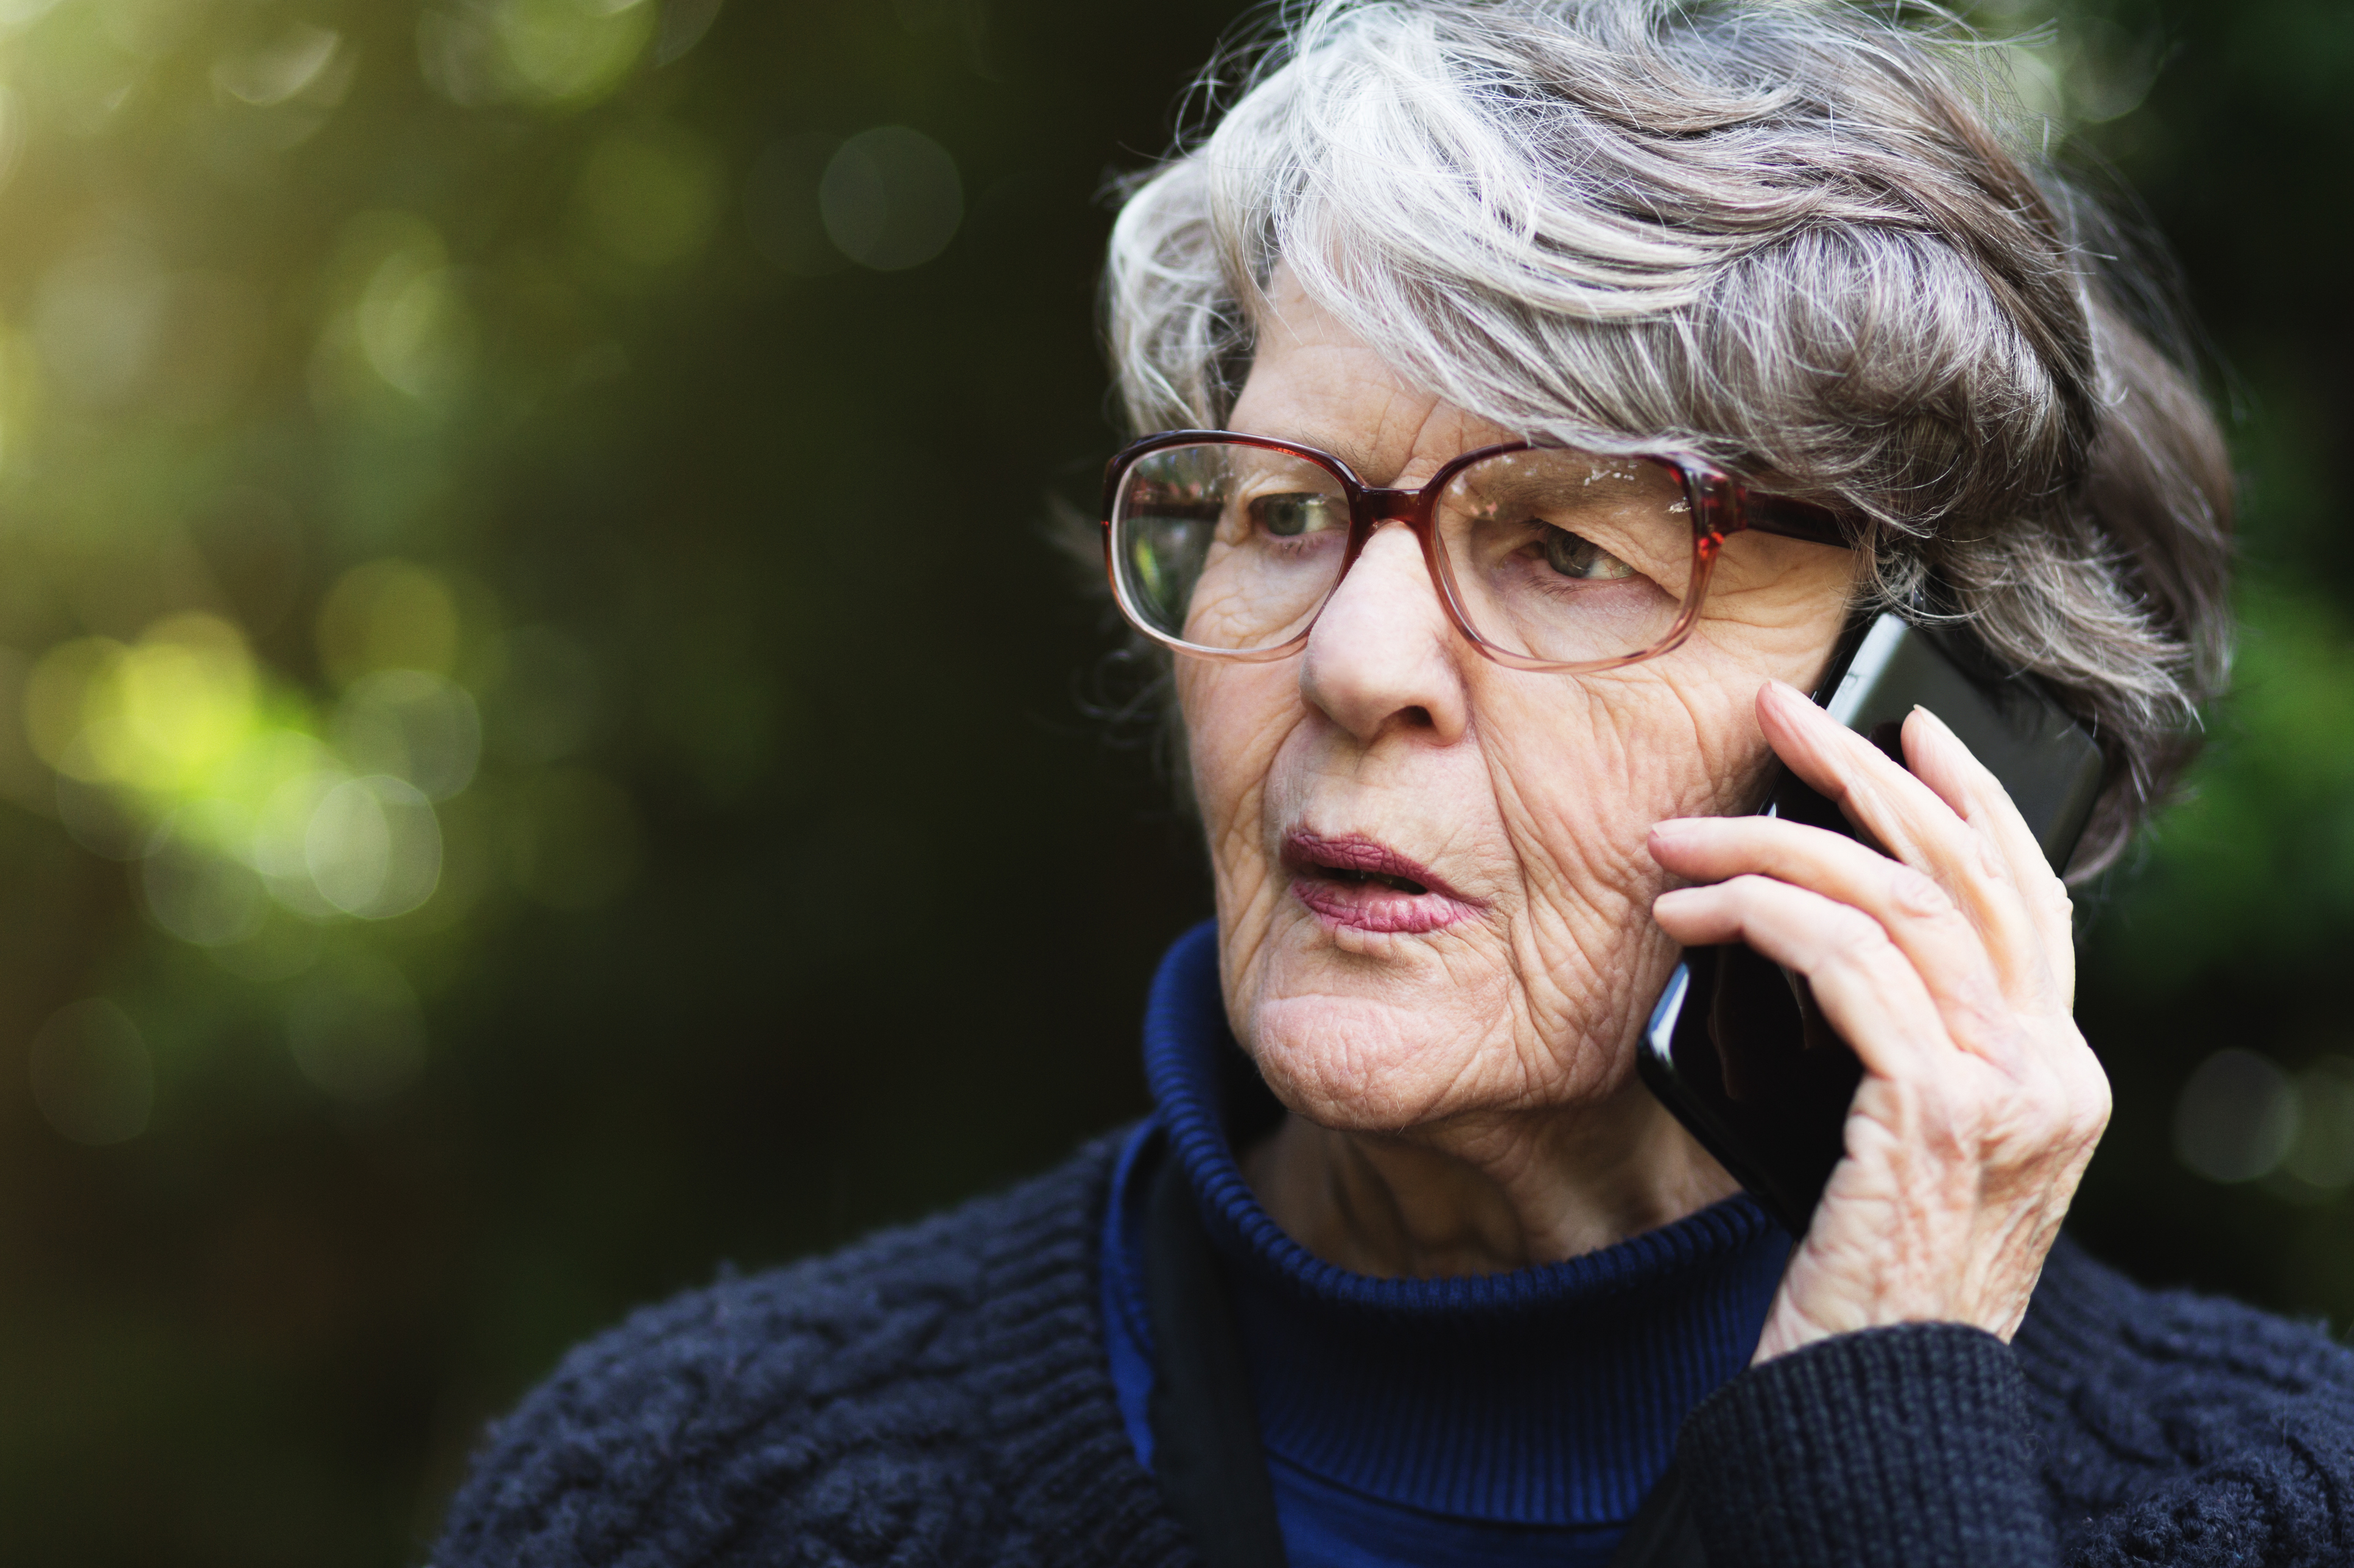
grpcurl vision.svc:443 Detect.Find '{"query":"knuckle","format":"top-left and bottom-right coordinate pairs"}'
top-left (1821, 919), bottom-right (1906, 989)
top-left (2068, 1065), bottom-right (2115, 1137)
top-left (2070, 1098), bottom-right (2112, 1145)
top-left (2027, 1077), bottom-right (2078, 1127)
top-left (1973, 832), bottom-right (2016, 887)
top-left (2024, 1056), bottom-right (2110, 1147)
top-left (1889, 863), bottom-right (1952, 918)
top-left (1829, 902), bottom-right (1895, 954)
top-left (1951, 991), bottom-right (2020, 1045)
top-left (2039, 876), bottom-right (2076, 923)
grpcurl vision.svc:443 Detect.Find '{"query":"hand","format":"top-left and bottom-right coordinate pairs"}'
top-left (1646, 680), bottom-right (2110, 1363)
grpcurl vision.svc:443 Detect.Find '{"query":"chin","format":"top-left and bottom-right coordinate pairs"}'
top-left (1243, 996), bottom-right (1472, 1132)
top-left (1235, 927), bottom-right (1513, 1132)
top-left (1228, 905), bottom-right (1659, 1135)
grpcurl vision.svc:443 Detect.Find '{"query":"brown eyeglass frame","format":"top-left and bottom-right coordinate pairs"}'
top-left (1101, 429), bottom-right (1855, 674)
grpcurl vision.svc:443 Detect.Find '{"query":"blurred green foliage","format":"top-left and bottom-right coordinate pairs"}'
top-left (2035, 0), bottom-right (2354, 1319)
top-left (0, 0), bottom-right (2341, 1561)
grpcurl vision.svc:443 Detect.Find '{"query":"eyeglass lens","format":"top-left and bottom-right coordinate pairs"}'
top-left (1110, 440), bottom-right (1699, 665)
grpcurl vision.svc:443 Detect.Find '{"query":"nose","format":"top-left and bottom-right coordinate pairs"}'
top-left (1298, 522), bottom-right (1470, 747)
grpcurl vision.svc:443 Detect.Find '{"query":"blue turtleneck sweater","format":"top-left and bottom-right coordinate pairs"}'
top-left (434, 921), bottom-right (2354, 1567)
top-left (1099, 921), bottom-right (1791, 1567)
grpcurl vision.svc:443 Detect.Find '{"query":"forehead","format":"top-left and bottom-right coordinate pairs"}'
top-left (1228, 268), bottom-right (1522, 487)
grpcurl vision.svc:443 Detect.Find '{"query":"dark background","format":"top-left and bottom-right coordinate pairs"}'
top-left (0, 0), bottom-right (2343, 1561)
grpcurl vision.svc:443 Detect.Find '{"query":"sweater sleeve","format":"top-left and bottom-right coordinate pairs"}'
top-left (432, 1213), bottom-right (1000, 1568)
top-left (1675, 1323), bottom-right (2057, 1568)
top-left (429, 1141), bottom-right (1169, 1568)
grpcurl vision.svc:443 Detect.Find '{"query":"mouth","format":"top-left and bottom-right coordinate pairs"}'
top-left (1281, 830), bottom-right (1482, 935)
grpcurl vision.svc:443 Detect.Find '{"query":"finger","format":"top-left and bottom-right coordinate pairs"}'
top-left (1755, 680), bottom-right (1974, 868)
top-left (1652, 874), bottom-right (1955, 1078)
top-left (1756, 681), bottom-right (2048, 995)
top-left (1650, 814), bottom-right (2020, 1048)
top-left (1899, 707), bottom-right (2078, 974)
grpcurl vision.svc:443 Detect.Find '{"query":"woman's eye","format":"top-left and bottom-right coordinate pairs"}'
top-left (1248, 493), bottom-right (1342, 538)
top-left (1539, 526), bottom-right (1636, 581)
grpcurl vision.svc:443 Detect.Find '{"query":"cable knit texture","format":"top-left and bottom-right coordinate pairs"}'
top-left (434, 1137), bottom-right (1189, 1568)
top-left (435, 1130), bottom-right (2354, 1567)
top-left (1677, 1321), bottom-right (2056, 1565)
top-left (436, 927), bottom-right (2354, 1567)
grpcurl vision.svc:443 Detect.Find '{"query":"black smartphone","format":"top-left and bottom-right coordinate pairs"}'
top-left (1636, 613), bottom-right (2106, 1232)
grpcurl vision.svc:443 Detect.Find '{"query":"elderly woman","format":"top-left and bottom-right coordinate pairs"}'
top-left (435, 3), bottom-right (2354, 1566)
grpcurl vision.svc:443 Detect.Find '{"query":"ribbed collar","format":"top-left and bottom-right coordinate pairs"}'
top-left (1140, 919), bottom-right (1790, 1525)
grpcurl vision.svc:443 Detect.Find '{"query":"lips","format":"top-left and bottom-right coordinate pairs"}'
top-left (1281, 829), bottom-right (1482, 935)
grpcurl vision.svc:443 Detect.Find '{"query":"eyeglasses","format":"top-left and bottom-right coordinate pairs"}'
top-left (1100, 431), bottom-right (1853, 674)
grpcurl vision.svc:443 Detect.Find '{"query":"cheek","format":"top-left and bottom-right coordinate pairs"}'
top-left (1485, 670), bottom-right (1765, 905)
top-left (1178, 659), bottom-right (1298, 859)
top-left (1466, 672), bottom-right (1775, 1077)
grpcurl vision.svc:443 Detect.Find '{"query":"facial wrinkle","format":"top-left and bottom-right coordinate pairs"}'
top-left (1191, 278), bottom-right (1847, 1273)
top-left (1480, 674), bottom-right (1656, 1069)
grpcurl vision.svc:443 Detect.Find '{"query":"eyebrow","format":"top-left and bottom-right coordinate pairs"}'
top-left (1228, 428), bottom-right (1417, 487)
top-left (1455, 454), bottom-right (1660, 501)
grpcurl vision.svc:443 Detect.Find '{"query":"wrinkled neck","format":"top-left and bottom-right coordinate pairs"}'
top-left (1240, 1078), bottom-right (1738, 1278)
top-left (1122, 919), bottom-right (1792, 1528)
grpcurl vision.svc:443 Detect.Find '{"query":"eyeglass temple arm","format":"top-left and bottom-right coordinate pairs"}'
top-left (1737, 493), bottom-right (1852, 550)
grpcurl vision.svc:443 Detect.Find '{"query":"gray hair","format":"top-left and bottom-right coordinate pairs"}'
top-left (1101, 0), bottom-right (2232, 878)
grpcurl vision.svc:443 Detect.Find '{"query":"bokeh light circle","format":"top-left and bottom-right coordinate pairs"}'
top-left (306, 775), bottom-right (443, 919)
top-left (28, 1000), bottom-right (153, 1146)
top-left (334, 669), bottom-right (482, 801)
top-left (2175, 1048), bottom-right (2300, 1184)
top-left (818, 127), bottom-right (962, 272)
top-left (142, 805), bottom-right (269, 947)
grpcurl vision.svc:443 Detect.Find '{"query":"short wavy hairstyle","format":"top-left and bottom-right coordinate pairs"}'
top-left (1101, 0), bottom-right (2232, 877)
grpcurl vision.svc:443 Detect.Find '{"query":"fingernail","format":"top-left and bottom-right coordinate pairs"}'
top-left (1650, 818), bottom-right (1707, 849)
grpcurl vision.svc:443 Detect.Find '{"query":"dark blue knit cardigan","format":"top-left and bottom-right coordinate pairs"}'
top-left (435, 1119), bottom-right (2354, 1567)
